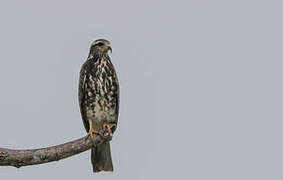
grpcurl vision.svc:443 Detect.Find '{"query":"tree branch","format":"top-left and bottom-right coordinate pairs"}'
top-left (0, 134), bottom-right (110, 168)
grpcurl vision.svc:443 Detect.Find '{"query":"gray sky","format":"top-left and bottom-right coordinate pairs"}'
top-left (0, 0), bottom-right (282, 179)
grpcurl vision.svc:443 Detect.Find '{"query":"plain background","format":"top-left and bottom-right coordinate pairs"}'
top-left (0, 0), bottom-right (282, 179)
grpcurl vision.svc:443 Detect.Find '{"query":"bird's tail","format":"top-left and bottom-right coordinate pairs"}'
top-left (91, 141), bottom-right (114, 173)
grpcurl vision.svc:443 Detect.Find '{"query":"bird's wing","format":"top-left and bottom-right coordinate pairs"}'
top-left (78, 62), bottom-right (89, 132)
top-left (114, 69), bottom-right (120, 120)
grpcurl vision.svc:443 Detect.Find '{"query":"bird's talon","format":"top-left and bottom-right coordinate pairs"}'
top-left (86, 128), bottom-right (98, 139)
top-left (102, 123), bottom-right (115, 136)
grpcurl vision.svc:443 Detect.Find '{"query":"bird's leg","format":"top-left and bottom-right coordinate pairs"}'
top-left (86, 120), bottom-right (98, 138)
top-left (103, 123), bottom-right (116, 136)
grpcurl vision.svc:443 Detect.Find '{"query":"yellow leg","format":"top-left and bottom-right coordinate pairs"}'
top-left (103, 123), bottom-right (116, 135)
top-left (86, 120), bottom-right (98, 138)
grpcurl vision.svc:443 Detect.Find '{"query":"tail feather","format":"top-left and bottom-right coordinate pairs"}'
top-left (91, 141), bottom-right (113, 173)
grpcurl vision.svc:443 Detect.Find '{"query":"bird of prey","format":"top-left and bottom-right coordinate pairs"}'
top-left (78, 39), bottom-right (119, 172)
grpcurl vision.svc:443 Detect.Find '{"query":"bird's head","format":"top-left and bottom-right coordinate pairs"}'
top-left (89, 39), bottom-right (112, 57)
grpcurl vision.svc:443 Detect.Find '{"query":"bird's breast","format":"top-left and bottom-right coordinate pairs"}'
top-left (83, 59), bottom-right (118, 124)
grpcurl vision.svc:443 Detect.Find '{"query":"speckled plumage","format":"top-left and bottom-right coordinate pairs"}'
top-left (78, 39), bottom-right (119, 172)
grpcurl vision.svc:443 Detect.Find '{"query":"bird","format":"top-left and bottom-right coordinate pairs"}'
top-left (78, 39), bottom-right (119, 172)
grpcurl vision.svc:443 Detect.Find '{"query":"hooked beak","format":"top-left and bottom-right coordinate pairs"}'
top-left (108, 46), bottom-right (112, 53)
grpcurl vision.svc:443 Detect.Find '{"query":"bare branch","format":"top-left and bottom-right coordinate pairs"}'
top-left (0, 134), bottom-right (110, 168)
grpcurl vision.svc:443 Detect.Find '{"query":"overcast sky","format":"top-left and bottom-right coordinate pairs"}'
top-left (0, 0), bottom-right (282, 180)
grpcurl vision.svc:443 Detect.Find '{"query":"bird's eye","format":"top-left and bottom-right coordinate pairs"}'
top-left (96, 42), bottom-right (104, 46)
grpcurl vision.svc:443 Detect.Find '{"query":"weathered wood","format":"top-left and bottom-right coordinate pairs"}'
top-left (0, 134), bottom-right (111, 168)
